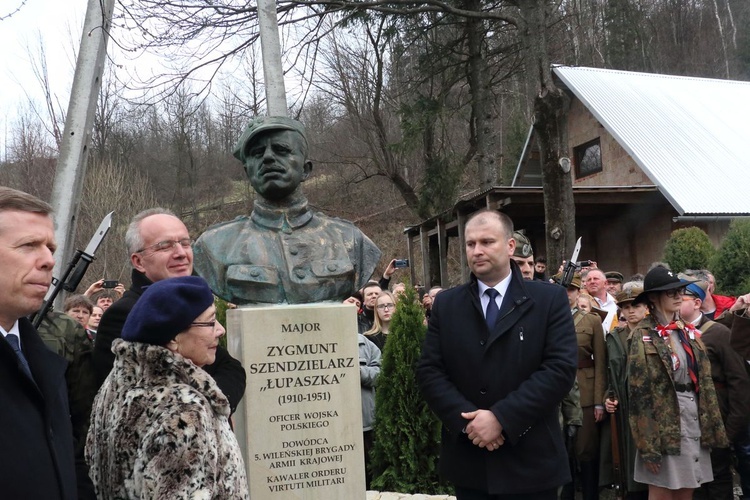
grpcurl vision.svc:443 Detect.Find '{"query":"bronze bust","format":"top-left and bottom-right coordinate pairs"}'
top-left (193, 116), bottom-right (381, 304)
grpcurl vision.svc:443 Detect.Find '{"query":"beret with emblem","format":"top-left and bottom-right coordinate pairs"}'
top-left (513, 231), bottom-right (533, 258)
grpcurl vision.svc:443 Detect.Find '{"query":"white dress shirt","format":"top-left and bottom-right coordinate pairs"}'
top-left (478, 272), bottom-right (513, 319)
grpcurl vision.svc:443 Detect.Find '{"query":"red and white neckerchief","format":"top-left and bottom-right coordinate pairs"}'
top-left (655, 322), bottom-right (681, 370)
top-left (654, 320), bottom-right (700, 392)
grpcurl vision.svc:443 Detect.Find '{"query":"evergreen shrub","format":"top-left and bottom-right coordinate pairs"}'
top-left (711, 219), bottom-right (750, 296)
top-left (370, 284), bottom-right (448, 494)
top-left (663, 227), bottom-right (715, 273)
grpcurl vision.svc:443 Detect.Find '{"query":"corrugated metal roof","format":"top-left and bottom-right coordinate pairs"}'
top-left (553, 66), bottom-right (750, 216)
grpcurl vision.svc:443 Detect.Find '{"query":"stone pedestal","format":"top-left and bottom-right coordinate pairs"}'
top-left (228, 303), bottom-right (366, 499)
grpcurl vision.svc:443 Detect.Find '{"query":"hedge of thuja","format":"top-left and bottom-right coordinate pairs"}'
top-left (663, 227), bottom-right (715, 274)
top-left (370, 284), bottom-right (450, 495)
top-left (711, 219), bottom-right (750, 296)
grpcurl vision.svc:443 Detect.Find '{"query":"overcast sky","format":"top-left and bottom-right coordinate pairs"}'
top-left (1, 0), bottom-right (83, 151)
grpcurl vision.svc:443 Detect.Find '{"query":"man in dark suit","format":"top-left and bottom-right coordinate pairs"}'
top-left (0, 187), bottom-right (77, 499)
top-left (417, 209), bottom-right (577, 499)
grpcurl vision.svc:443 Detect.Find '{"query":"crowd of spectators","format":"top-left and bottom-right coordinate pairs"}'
top-left (4, 183), bottom-right (749, 500)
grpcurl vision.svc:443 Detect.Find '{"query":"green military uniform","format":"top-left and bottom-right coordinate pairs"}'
top-left (37, 310), bottom-right (98, 499)
top-left (573, 307), bottom-right (606, 460)
top-left (37, 312), bottom-right (98, 438)
top-left (561, 378), bottom-right (583, 428)
top-left (598, 325), bottom-right (647, 495)
top-left (627, 315), bottom-right (728, 465)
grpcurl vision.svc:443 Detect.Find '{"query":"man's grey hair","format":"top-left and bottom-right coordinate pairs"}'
top-left (648, 261), bottom-right (671, 272)
top-left (124, 208), bottom-right (178, 256)
top-left (683, 269), bottom-right (710, 282)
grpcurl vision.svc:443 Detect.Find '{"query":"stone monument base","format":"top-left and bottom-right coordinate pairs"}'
top-left (228, 303), bottom-right (366, 499)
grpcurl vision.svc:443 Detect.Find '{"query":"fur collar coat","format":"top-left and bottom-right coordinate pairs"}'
top-left (86, 339), bottom-right (248, 499)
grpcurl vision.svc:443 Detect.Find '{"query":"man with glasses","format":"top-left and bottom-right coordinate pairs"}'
top-left (92, 208), bottom-right (246, 414)
top-left (678, 279), bottom-right (750, 500)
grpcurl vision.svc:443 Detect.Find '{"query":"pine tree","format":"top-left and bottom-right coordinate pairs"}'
top-left (369, 285), bottom-right (449, 494)
top-left (711, 219), bottom-right (750, 296)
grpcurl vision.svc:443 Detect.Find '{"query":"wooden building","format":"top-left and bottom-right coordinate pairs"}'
top-left (404, 66), bottom-right (750, 288)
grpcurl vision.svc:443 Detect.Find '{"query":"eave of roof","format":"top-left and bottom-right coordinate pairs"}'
top-left (403, 185), bottom-right (662, 235)
top-left (553, 66), bottom-right (750, 216)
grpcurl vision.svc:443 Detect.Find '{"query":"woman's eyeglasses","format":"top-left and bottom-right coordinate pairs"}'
top-left (377, 303), bottom-right (396, 310)
top-left (191, 321), bottom-right (217, 328)
top-left (665, 287), bottom-right (686, 298)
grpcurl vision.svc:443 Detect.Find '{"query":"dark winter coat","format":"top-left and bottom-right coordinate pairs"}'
top-left (417, 264), bottom-right (577, 494)
top-left (598, 326), bottom-right (647, 494)
top-left (696, 316), bottom-right (750, 441)
top-left (93, 269), bottom-right (247, 413)
top-left (0, 318), bottom-right (77, 499)
top-left (719, 310), bottom-right (750, 361)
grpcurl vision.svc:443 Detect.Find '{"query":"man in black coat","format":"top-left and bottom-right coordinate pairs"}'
top-left (0, 187), bottom-right (77, 499)
top-left (417, 209), bottom-right (577, 499)
top-left (92, 208), bottom-right (246, 412)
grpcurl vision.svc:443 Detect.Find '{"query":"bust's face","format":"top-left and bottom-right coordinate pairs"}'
top-left (244, 130), bottom-right (311, 201)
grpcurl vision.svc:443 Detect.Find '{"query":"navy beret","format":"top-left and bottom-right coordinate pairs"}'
top-left (122, 276), bottom-right (215, 346)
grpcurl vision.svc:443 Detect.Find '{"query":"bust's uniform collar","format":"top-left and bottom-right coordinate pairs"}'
top-left (251, 198), bottom-right (313, 230)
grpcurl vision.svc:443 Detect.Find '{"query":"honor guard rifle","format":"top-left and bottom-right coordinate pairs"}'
top-left (559, 237), bottom-right (582, 288)
top-left (608, 389), bottom-right (625, 500)
top-left (30, 212), bottom-right (113, 328)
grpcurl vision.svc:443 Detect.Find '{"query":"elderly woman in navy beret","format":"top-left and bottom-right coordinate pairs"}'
top-left (86, 276), bottom-right (248, 499)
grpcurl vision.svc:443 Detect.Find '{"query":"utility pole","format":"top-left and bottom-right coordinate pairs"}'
top-left (257, 0), bottom-right (288, 116)
top-left (50, 0), bottom-right (116, 297)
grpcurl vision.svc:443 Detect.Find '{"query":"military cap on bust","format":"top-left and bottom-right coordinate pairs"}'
top-left (605, 271), bottom-right (624, 283)
top-left (233, 116), bottom-right (308, 163)
top-left (512, 231), bottom-right (533, 258)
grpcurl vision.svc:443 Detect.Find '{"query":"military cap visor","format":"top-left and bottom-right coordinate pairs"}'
top-left (605, 271), bottom-right (624, 283)
top-left (233, 116), bottom-right (308, 162)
